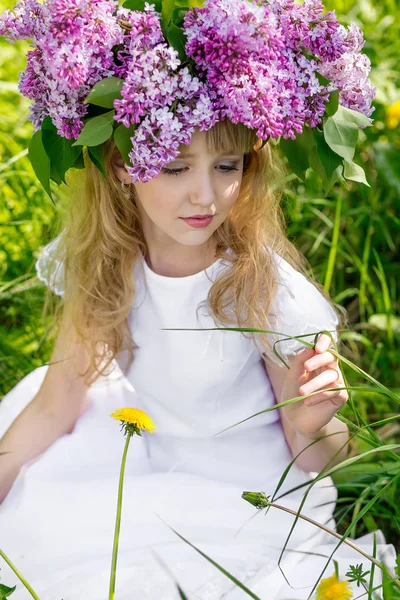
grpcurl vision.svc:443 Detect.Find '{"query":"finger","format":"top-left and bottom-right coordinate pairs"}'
top-left (303, 387), bottom-right (349, 407)
top-left (314, 333), bottom-right (334, 354)
top-left (304, 353), bottom-right (338, 372)
top-left (299, 368), bottom-right (340, 396)
top-left (288, 346), bottom-right (315, 379)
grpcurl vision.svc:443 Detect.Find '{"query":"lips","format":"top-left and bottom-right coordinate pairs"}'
top-left (183, 215), bottom-right (213, 219)
top-left (180, 215), bottom-right (214, 228)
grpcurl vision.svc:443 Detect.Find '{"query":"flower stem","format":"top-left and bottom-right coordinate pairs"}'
top-left (109, 432), bottom-right (132, 600)
top-left (0, 549), bottom-right (41, 600)
top-left (263, 501), bottom-right (400, 587)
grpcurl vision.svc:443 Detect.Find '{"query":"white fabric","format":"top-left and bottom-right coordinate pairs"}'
top-left (0, 244), bottom-right (396, 599)
top-left (35, 233), bottom-right (65, 297)
top-left (34, 235), bottom-right (339, 365)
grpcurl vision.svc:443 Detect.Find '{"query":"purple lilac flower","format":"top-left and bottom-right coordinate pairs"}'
top-left (0, 0), bottom-right (376, 182)
top-left (126, 90), bottom-right (218, 182)
top-left (184, 0), bottom-right (324, 139)
top-left (114, 43), bottom-right (183, 128)
top-left (113, 3), bottom-right (219, 181)
top-left (268, 0), bottom-right (375, 120)
top-left (114, 4), bottom-right (164, 79)
top-left (0, 0), bottom-right (46, 41)
top-left (318, 24), bottom-right (376, 117)
top-left (0, 0), bottom-right (123, 138)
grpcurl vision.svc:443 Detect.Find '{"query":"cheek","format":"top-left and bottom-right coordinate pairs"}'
top-left (218, 178), bottom-right (242, 210)
top-left (142, 185), bottom-right (182, 219)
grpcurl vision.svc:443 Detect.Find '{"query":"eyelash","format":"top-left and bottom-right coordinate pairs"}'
top-left (161, 166), bottom-right (240, 177)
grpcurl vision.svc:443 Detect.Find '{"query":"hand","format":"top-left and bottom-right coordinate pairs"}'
top-left (279, 333), bottom-right (349, 437)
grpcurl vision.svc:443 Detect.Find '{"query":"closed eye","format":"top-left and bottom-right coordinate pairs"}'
top-left (161, 165), bottom-right (240, 177)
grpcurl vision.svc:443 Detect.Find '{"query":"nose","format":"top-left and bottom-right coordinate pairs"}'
top-left (189, 170), bottom-right (217, 210)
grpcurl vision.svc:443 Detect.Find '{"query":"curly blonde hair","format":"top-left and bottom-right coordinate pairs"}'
top-left (42, 120), bottom-right (347, 386)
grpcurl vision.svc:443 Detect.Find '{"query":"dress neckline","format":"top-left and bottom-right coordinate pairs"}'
top-left (139, 252), bottom-right (226, 286)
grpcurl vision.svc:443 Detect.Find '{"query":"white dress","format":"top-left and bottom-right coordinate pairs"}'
top-left (0, 238), bottom-right (396, 599)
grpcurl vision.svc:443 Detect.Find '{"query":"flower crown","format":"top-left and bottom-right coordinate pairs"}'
top-left (0, 0), bottom-right (376, 199)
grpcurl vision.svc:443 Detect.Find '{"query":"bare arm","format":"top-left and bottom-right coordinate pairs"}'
top-left (264, 347), bottom-right (349, 473)
top-left (0, 318), bottom-right (92, 502)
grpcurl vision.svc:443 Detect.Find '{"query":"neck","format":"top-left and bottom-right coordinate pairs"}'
top-left (144, 241), bottom-right (219, 277)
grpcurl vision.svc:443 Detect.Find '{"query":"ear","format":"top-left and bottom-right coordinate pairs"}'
top-left (110, 148), bottom-right (133, 185)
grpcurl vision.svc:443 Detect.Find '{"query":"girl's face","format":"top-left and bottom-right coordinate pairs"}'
top-left (132, 130), bottom-right (244, 253)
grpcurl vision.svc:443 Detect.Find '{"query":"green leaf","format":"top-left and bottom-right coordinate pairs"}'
top-left (41, 117), bottom-right (82, 184)
top-left (122, 0), bottom-right (146, 9)
top-left (320, 165), bottom-right (344, 196)
top-left (172, 6), bottom-right (188, 26)
top-left (315, 72), bottom-right (331, 87)
top-left (0, 584), bottom-right (16, 598)
top-left (279, 127), bottom-right (314, 181)
top-left (114, 123), bottom-right (135, 166)
top-left (121, 0), bottom-right (161, 9)
top-left (161, 0), bottom-right (176, 32)
top-left (308, 146), bottom-right (328, 187)
top-left (343, 159), bottom-right (370, 186)
top-left (147, 0), bottom-right (162, 10)
top-left (84, 77), bottom-right (124, 109)
top-left (335, 104), bottom-right (373, 128)
top-left (313, 128), bottom-right (343, 180)
top-left (325, 89), bottom-right (339, 117)
top-left (88, 145), bottom-right (107, 179)
top-left (72, 151), bottom-right (85, 170)
top-left (167, 22), bottom-right (187, 62)
top-left (28, 129), bottom-right (53, 202)
top-left (72, 111), bottom-right (115, 147)
top-left (323, 116), bottom-right (358, 162)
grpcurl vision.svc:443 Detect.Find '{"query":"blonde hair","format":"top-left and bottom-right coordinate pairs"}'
top-left (43, 120), bottom-right (347, 385)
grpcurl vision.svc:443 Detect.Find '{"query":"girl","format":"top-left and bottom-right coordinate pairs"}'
top-left (0, 122), bottom-right (395, 599)
top-left (0, 0), bottom-right (396, 596)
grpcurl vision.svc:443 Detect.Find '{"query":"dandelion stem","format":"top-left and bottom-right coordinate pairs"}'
top-left (263, 501), bottom-right (400, 587)
top-left (0, 548), bottom-right (41, 600)
top-left (109, 432), bottom-right (132, 600)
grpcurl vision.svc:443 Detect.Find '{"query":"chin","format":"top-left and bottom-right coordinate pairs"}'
top-left (178, 234), bottom-right (213, 247)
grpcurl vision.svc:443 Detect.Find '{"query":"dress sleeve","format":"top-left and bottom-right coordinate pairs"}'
top-left (263, 250), bottom-right (340, 367)
top-left (35, 232), bottom-right (65, 297)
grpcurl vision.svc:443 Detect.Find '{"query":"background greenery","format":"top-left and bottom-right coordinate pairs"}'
top-left (0, 0), bottom-right (399, 563)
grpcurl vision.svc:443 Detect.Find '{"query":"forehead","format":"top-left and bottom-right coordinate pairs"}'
top-left (177, 123), bottom-right (257, 157)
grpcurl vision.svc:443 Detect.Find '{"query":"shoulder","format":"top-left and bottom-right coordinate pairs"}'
top-left (269, 247), bottom-right (338, 320)
top-left (263, 247), bottom-right (340, 366)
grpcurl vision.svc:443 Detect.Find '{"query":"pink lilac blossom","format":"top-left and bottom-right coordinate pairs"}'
top-left (114, 4), bottom-right (164, 79)
top-left (318, 24), bottom-right (376, 117)
top-left (0, 0), bottom-right (46, 41)
top-left (0, 0), bottom-right (376, 181)
top-left (114, 3), bottom-right (218, 182)
top-left (0, 0), bottom-right (123, 138)
top-left (184, 0), bottom-right (375, 140)
top-left (268, 0), bottom-right (375, 119)
top-left (126, 91), bottom-right (217, 182)
top-left (121, 85), bottom-right (217, 183)
top-left (184, 0), bottom-right (328, 139)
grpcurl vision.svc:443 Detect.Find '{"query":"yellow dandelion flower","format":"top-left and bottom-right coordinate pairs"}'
top-left (316, 574), bottom-right (353, 600)
top-left (386, 100), bottom-right (400, 129)
top-left (110, 407), bottom-right (156, 436)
